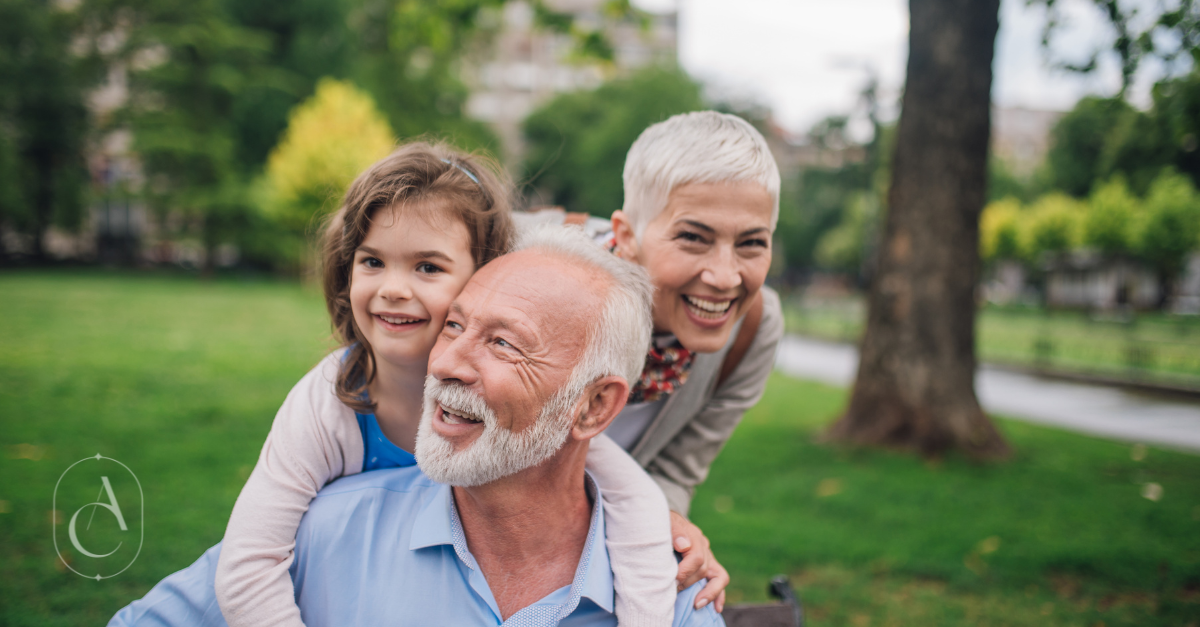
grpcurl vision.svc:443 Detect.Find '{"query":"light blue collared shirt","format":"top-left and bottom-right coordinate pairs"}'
top-left (109, 466), bottom-right (723, 627)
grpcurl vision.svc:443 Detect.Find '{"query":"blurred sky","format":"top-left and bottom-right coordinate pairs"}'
top-left (632, 0), bottom-right (1185, 138)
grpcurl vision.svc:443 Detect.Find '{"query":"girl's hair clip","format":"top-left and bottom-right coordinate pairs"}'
top-left (441, 158), bottom-right (481, 185)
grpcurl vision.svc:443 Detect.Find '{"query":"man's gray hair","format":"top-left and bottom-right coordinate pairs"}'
top-left (622, 110), bottom-right (781, 238)
top-left (514, 224), bottom-right (652, 390)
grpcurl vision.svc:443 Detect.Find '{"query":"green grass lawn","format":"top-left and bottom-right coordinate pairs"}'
top-left (785, 297), bottom-right (1200, 388)
top-left (2, 271), bottom-right (1198, 626)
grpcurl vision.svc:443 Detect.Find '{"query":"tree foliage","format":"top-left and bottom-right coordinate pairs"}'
top-left (521, 65), bottom-right (703, 216)
top-left (0, 0), bottom-right (93, 260)
top-left (264, 79), bottom-right (395, 233)
top-left (1083, 176), bottom-right (1139, 255)
top-left (1033, 0), bottom-right (1200, 96)
top-left (1025, 193), bottom-right (1085, 261)
top-left (980, 197), bottom-right (1023, 262)
top-left (1138, 169), bottom-right (1200, 290)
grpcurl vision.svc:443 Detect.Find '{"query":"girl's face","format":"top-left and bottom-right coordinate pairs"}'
top-left (350, 204), bottom-right (475, 371)
top-left (613, 181), bottom-right (773, 354)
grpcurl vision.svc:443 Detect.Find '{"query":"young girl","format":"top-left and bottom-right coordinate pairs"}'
top-left (214, 142), bottom-right (677, 627)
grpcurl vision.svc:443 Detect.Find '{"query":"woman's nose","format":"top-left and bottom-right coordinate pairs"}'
top-left (700, 247), bottom-right (742, 292)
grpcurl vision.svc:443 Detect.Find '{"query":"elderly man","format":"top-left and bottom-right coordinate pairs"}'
top-left (109, 226), bottom-right (722, 627)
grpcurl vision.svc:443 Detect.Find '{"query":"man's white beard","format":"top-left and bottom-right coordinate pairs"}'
top-left (416, 375), bottom-right (582, 487)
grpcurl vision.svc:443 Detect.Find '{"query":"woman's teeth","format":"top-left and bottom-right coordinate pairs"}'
top-left (378, 314), bottom-right (421, 325)
top-left (683, 295), bottom-right (733, 319)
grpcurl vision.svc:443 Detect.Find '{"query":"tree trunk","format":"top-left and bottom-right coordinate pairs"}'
top-left (827, 0), bottom-right (1009, 458)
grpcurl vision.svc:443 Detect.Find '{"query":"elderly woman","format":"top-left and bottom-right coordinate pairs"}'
top-left (538, 111), bottom-right (784, 613)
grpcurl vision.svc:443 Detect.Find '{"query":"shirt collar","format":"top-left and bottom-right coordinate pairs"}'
top-left (408, 471), bottom-right (614, 616)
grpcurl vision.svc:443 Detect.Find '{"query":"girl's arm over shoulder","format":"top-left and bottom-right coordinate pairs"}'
top-left (586, 434), bottom-right (677, 627)
top-left (214, 353), bottom-right (365, 627)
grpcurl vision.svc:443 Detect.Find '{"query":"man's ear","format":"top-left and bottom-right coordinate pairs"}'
top-left (610, 211), bottom-right (639, 262)
top-left (570, 375), bottom-right (629, 441)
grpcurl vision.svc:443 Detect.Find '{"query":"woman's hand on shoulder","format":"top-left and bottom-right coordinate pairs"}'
top-left (670, 510), bottom-right (729, 612)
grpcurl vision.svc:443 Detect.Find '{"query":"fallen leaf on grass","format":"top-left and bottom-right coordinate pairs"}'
top-left (816, 478), bottom-right (842, 498)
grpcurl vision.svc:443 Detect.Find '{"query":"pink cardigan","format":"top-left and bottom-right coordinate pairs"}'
top-left (215, 352), bottom-right (677, 627)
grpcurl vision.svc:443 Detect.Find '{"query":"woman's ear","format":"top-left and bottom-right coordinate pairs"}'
top-left (570, 375), bottom-right (630, 441)
top-left (610, 211), bottom-right (639, 262)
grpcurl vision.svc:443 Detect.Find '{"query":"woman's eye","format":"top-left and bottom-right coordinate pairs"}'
top-left (417, 262), bottom-right (443, 274)
top-left (675, 231), bottom-right (706, 244)
top-left (739, 238), bottom-right (769, 248)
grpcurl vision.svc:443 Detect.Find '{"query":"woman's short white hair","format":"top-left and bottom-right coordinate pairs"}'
top-left (622, 110), bottom-right (781, 238)
top-left (513, 224), bottom-right (652, 392)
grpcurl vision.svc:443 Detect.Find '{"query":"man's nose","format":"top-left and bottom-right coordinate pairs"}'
top-left (700, 246), bottom-right (742, 292)
top-left (428, 333), bottom-right (480, 387)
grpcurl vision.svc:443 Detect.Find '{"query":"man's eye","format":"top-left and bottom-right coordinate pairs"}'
top-left (444, 320), bottom-right (463, 331)
top-left (495, 338), bottom-right (512, 348)
top-left (417, 262), bottom-right (443, 274)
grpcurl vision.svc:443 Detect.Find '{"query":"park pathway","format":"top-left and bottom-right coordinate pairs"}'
top-left (774, 335), bottom-right (1200, 453)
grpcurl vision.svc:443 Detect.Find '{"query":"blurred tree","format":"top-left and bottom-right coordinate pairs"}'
top-left (828, 0), bottom-right (1009, 458)
top-left (521, 65), bottom-right (703, 216)
top-left (813, 191), bottom-right (880, 276)
top-left (979, 197), bottom-right (1023, 263)
top-left (349, 0), bottom-right (501, 152)
top-left (1043, 97), bottom-right (1134, 197)
top-left (1083, 177), bottom-right (1139, 256)
top-left (263, 78), bottom-right (394, 256)
top-left (0, 0), bottom-right (93, 261)
top-left (1151, 68), bottom-right (1200, 188)
top-left (777, 82), bottom-right (891, 273)
top-left (222, 0), bottom-right (358, 170)
top-left (777, 117), bottom-right (870, 270)
top-left (106, 0), bottom-right (277, 274)
top-left (1033, 0), bottom-right (1199, 97)
top-left (987, 156), bottom-right (1035, 204)
top-left (1023, 193), bottom-right (1084, 262)
top-left (1137, 169), bottom-right (1200, 306)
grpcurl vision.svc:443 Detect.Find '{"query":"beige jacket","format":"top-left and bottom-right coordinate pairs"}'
top-left (631, 286), bottom-right (784, 517)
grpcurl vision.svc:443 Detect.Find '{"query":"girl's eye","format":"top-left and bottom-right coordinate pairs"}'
top-left (417, 262), bottom-right (444, 274)
top-left (363, 257), bottom-right (383, 268)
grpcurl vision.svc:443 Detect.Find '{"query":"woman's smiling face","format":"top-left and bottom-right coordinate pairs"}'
top-left (614, 181), bottom-right (774, 354)
top-left (349, 204), bottom-right (476, 370)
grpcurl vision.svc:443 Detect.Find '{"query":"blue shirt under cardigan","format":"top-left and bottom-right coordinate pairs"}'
top-left (108, 466), bottom-right (723, 627)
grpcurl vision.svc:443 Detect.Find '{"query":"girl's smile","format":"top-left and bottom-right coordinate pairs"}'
top-left (349, 205), bottom-right (476, 371)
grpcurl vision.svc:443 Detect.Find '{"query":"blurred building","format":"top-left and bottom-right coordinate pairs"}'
top-left (991, 106), bottom-right (1064, 177)
top-left (1043, 252), bottom-right (1161, 310)
top-left (462, 0), bottom-right (678, 166)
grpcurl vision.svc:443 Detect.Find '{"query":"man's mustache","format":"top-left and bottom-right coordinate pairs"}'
top-left (424, 377), bottom-right (497, 427)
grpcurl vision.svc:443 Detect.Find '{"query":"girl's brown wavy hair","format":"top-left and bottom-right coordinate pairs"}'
top-left (321, 141), bottom-right (515, 413)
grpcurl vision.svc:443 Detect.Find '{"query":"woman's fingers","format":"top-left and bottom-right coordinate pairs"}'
top-left (693, 552), bottom-right (730, 610)
top-left (675, 540), bottom-right (708, 590)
